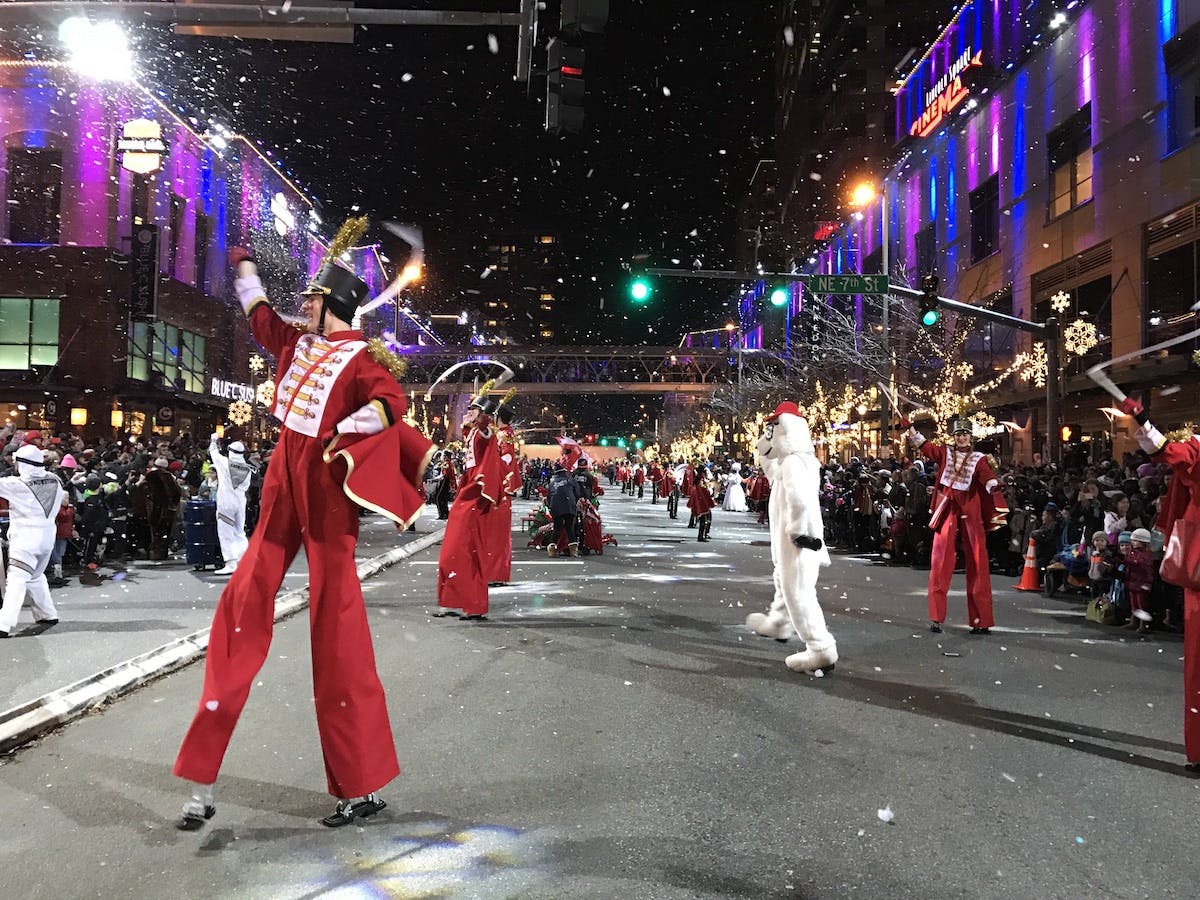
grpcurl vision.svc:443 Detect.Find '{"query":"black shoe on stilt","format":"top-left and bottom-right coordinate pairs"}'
top-left (322, 794), bottom-right (386, 828)
top-left (929, 622), bottom-right (943, 633)
top-left (176, 804), bottom-right (216, 831)
top-left (969, 626), bottom-right (991, 635)
top-left (430, 609), bottom-right (461, 618)
top-left (461, 614), bottom-right (489, 622)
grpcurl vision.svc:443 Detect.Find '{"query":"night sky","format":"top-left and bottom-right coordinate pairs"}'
top-left (140, 0), bottom-right (776, 346)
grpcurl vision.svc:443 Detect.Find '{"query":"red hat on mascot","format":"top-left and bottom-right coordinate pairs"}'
top-left (764, 401), bottom-right (804, 422)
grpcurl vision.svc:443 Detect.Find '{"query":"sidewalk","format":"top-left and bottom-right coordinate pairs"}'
top-left (0, 511), bottom-right (446, 754)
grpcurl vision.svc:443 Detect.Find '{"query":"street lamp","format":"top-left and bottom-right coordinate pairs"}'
top-left (59, 17), bottom-right (135, 81)
top-left (849, 179), bottom-right (892, 453)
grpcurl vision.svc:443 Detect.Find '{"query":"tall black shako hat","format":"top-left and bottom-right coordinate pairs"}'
top-left (469, 379), bottom-right (499, 417)
top-left (495, 388), bottom-right (518, 424)
top-left (302, 216), bottom-right (370, 332)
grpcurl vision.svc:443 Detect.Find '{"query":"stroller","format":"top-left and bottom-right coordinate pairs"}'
top-left (578, 497), bottom-right (617, 555)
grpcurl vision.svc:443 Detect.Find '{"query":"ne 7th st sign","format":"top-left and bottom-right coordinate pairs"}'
top-left (805, 274), bottom-right (887, 295)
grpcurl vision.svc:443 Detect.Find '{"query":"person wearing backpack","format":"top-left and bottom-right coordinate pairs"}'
top-left (547, 463), bottom-right (582, 557)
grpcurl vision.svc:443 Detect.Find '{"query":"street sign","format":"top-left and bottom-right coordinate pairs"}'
top-left (806, 274), bottom-right (887, 295)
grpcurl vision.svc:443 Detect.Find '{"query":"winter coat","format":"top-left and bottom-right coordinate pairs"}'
top-left (548, 471), bottom-right (582, 516)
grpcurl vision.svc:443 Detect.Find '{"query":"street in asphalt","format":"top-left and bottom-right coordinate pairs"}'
top-left (1, 489), bottom-right (1198, 899)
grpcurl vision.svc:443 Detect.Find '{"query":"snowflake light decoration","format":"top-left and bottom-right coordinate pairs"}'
top-left (1016, 343), bottom-right (1048, 388)
top-left (1064, 319), bottom-right (1099, 357)
top-left (248, 354), bottom-right (265, 374)
top-left (228, 400), bottom-right (253, 426)
top-left (255, 380), bottom-right (276, 406)
top-left (1049, 290), bottom-right (1072, 314)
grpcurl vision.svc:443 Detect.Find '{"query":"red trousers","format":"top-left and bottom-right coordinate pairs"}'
top-left (437, 482), bottom-right (492, 616)
top-left (174, 428), bottom-right (399, 798)
top-left (1186, 588), bottom-right (1200, 763)
top-left (928, 502), bottom-right (994, 628)
top-left (484, 496), bottom-right (513, 584)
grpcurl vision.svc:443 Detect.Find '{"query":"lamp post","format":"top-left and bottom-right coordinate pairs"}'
top-left (850, 181), bottom-right (891, 455)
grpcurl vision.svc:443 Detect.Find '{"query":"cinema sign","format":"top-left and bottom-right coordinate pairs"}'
top-left (909, 48), bottom-right (984, 139)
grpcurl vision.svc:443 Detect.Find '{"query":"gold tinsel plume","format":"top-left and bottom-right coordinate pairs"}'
top-left (322, 215), bottom-right (370, 268)
top-left (474, 378), bottom-right (495, 401)
top-left (501, 388), bottom-right (517, 406)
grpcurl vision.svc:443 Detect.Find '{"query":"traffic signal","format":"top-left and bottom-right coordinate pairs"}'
top-left (617, 437), bottom-right (627, 449)
top-left (546, 38), bottom-right (586, 134)
top-left (1060, 423), bottom-right (1081, 443)
top-left (629, 276), bottom-right (652, 303)
top-left (634, 439), bottom-right (644, 450)
top-left (599, 438), bottom-right (609, 447)
top-left (919, 274), bottom-right (941, 328)
top-left (769, 285), bottom-right (789, 307)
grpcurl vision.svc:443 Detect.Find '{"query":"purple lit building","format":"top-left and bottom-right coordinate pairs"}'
top-left (0, 60), bottom-right (382, 442)
top-left (798, 0), bottom-right (1200, 461)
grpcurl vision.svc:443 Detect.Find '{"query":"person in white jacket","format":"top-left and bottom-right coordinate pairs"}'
top-left (0, 443), bottom-right (65, 638)
top-left (208, 433), bottom-right (254, 576)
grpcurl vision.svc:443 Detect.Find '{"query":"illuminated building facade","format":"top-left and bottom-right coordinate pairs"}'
top-left (0, 60), bottom-right (382, 441)
top-left (779, 0), bottom-right (1200, 461)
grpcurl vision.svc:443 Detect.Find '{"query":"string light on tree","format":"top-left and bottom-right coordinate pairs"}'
top-left (1050, 290), bottom-right (1072, 314)
top-left (1063, 319), bottom-right (1099, 357)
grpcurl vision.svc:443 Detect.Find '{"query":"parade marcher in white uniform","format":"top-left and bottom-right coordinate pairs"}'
top-left (0, 444), bottom-right (65, 638)
top-left (208, 433), bottom-right (254, 576)
top-left (721, 462), bottom-right (748, 512)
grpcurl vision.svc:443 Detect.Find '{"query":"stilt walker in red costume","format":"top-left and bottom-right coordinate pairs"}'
top-left (434, 381), bottom-right (506, 620)
top-left (174, 219), bottom-right (435, 830)
top-left (485, 391), bottom-right (519, 587)
top-left (902, 416), bottom-right (1008, 634)
top-left (1121, 396), bottom-right (1200, 772)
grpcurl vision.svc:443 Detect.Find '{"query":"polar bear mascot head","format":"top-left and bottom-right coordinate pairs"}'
top-left (756, 401), bottom-right (817, 476)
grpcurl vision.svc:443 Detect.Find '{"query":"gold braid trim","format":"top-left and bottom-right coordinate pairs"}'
top-left (323, 216), bottom-right (369, 267)
top-left (501, 387), bottom-right (517, 405)
top-left (367, 337), bottom-right (408, 379)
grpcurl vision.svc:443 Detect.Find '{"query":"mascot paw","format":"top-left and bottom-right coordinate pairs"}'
top-left (791, 534), bottom-right (824, 551)
top-left (746, 611), bottom-right (794, 640)
top-left (785, 645), bottom-right (838, 674)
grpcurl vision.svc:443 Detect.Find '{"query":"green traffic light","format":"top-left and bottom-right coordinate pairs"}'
top-left (769, 286), bottom-right (788, 307)
top-left (599, 438), bottom-right (609, 447)
top-left (630, 278), bottom-right (651, 302)
top-left (921, 309), bottom-right (941, 327)
top-left (617, 438), bottom-right (627, 448)
top-left (634, 439), bottom-right (644, 450)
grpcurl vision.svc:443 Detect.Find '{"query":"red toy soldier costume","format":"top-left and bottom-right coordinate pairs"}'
top-left (688, 466), bottom-right (716, 542)
top-left (648, 461), bottom-right (664, 504)
top-left (485, 391), bottom-right (519, 587)
top-left (175, 221), bottom-right (434, 830)
top-left (681, 460), bottom-right (698, 527)
top-left (1123, 396), bottom-right (1200, 772)
top-left (661, 465), bottom-right (678, 519)
top-left (903, 417), bottom-right (1008, 634)
top-left (435, 382), bottom-right (506, 620)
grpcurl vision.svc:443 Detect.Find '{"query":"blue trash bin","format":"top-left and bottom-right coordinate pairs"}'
top-left (184, 500), bottom-right (223, 570)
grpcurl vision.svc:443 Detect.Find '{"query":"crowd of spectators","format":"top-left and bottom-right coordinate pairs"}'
top-left (819, 440), bottom-right (1183, 633)
top-left (0, 426), bottom-right (266, 585)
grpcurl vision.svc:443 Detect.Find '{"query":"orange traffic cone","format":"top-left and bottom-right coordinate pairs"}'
top-left (1013, 537), bottom-right (1042, 592)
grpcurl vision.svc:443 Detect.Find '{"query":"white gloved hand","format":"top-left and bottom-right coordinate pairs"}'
top-left (210, 432), bottom-right (220, 445)
top-left (234, 274), bottom-right (266, 314)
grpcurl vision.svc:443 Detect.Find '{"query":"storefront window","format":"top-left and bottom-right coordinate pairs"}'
top-left (1146, 239), bottom-right (1198, 355)
top-left (0, 297), bottom-right (60, 370)
top-left (128, 322), bottom-right (207, 392)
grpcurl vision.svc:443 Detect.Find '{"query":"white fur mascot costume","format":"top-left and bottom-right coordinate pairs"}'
top-left (744, 402), bottom-right (838, 673)
top-left (208, 433), bottom-right (254, 576)
top-left (0, 443), bottom-right (65, 638)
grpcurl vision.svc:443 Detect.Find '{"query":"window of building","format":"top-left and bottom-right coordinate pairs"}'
top-left (7, 149), bottom-right (62, 244)
top-left (1047, 104), bottom-right (1092, 219)
top-left (963, 289), bottom-right (1016, 375)
top-left (168, 194), bottom-right (185, 277)
top-left (969, 175), bottom-right (1000, 263)
top-left (194, 212), bottom-right (211, 293)
top-left (539, 329), bottom-right (554, 339)
top-left (1164, 26), bottom-right (1200, 152)
top-left (1146, 239), bottom-right (1199, 355)
top-left (1034, 275), bottom-right (1112, 377)
top-left (915, 223), bottom-right (937, 275)
top-left (538, 235), bottom-right (555, 244)
top-left (0, 297), bottom-right (59, 370)
top-left (128, 322), bottom-right (206, 393)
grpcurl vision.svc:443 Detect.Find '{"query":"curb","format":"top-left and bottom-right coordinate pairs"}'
top-left (0, 528), bottom-right (445, 756)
